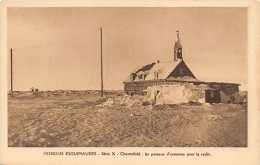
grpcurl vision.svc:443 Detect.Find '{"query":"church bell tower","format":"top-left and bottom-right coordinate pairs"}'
top-left (174, 31), bottom-right (183, 61)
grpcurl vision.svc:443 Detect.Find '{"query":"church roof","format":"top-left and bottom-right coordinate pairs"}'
top-left (124, 60), bottom-right (183, 82)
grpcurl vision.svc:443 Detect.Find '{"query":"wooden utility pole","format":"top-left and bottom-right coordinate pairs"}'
top-left (11, 48), bottom-right (13, 92)
top-left (100, 28), bottom-right (103, 98)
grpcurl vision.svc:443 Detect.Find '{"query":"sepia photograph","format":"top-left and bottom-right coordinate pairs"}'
top-left (6, 7), bottom-right (248, 148)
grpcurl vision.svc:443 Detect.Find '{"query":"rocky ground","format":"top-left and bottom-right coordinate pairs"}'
top-left (8, 90), bottom-right (247, 147)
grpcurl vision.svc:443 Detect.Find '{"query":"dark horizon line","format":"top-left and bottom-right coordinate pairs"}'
top-left (8, 89), bottom-right (124, 92)
top-left (7, 89), bottom-right (248, 93)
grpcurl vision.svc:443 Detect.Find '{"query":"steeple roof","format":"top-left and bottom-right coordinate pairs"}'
top-left (174, 31), bottom-right (182, 49)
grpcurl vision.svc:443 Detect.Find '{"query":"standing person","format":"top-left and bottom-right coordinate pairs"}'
top-left (154, 90), bottom-right (160, 105)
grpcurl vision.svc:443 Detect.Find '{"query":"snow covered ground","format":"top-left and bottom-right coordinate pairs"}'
top-left (8, 90), bottom-right (247, 147)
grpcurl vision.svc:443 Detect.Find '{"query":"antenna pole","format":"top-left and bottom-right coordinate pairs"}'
top-left (11, 48), bottom-right (13, 92)
top-left (100, 28), bottom-right (103, 98)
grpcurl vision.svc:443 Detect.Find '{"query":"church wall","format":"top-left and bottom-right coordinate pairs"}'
top-left (146, 84), bottom-right (207, 104)
top-left (124, 80), bottom-right (194, 95)
top-left (124, 80), bottom-right (166, 95)
top-left (124, 80), bottom-right (241, 104)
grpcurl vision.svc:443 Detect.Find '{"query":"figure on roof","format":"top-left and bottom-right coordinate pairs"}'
top-left (174, 31), bottom-right (183, 61)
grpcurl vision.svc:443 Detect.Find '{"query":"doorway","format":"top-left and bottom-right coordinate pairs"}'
top-left (205, 90), bottom-right (221, 103)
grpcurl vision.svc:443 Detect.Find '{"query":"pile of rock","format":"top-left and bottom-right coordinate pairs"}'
top-left (98, 95), bottom-right (145, 107)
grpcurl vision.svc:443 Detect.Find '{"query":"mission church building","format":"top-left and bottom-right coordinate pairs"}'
top-left (123, 31), bottom-right (242, 104)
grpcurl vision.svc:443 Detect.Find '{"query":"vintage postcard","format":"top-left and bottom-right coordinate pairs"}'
top-left (0, 0), bottom-right (259, 164)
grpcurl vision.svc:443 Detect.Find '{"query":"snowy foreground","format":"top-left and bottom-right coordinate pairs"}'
top-left (8, 90), bottom-right (247, 147)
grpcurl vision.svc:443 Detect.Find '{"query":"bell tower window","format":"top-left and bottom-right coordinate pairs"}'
top-left (174, 30), bottom-right (183, 61)
top-left (177, 49), bottom-right (182, 59)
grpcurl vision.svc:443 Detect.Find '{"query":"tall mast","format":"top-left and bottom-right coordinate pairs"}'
top-left (100, 28), bottom-right (103, 98)
top-left (11, 48), bottom-right (13, 92)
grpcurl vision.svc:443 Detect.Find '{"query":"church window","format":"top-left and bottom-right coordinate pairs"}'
top-left (210, 91), bottom-right (214, 97)
top-left (180, 68), bottom-right (183, 75)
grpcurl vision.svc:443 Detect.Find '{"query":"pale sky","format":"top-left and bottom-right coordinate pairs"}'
top-left (7, 7), bottom-right (247, 91)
